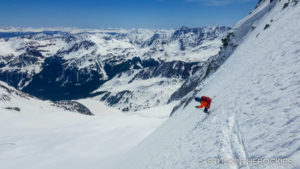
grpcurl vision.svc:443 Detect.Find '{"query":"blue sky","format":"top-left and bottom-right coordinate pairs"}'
top-left (0, 0), bottom-right (258, 29)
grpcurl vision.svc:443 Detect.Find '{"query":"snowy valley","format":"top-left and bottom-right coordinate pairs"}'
top-left (0, 80), bottom-right (173, 169)
top-left (0, 0), bottom-right (300, 169)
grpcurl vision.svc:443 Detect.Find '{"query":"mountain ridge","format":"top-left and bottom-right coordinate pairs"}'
top-left (0, 26), bottom-right (230, 111)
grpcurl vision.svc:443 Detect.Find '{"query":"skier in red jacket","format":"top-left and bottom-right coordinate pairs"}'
top-left (195, 96), bottom-right (211, 113)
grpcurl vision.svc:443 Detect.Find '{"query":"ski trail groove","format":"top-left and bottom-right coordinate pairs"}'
top-left (227, 100), bottom-right (251, 169)
top-left (216, 101), bottom-right (252, 169)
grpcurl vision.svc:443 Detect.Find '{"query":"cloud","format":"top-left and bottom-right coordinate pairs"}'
top-left (185, 0), bottom-right (253, 6)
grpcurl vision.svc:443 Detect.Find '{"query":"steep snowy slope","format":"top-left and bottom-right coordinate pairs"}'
top-left (0, 81), bottom-right (173, 169)
top-left (117, 0), bottom-right (300, 169)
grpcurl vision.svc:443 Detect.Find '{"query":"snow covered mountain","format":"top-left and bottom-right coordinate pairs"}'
top-left (115, 0), bottom-right (300, 169)
top-left (0, 26), bottom-right (229, 111)
top-left (0, 80), bottom-right (93, 115)
top-left (1, 0), bottom-right (299, 169)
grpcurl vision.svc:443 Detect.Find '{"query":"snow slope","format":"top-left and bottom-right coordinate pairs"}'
top-left (92, 69), bottom-right (183, 111)
top-left (117, 1), bottom-right (300, 169)
top-left (0, 81), bottom-right (173, 169)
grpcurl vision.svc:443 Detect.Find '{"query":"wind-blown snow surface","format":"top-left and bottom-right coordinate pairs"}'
top-left (0, 81), bottom-right (175, 169)
top-left (116, 1), bottom-right (300, 169)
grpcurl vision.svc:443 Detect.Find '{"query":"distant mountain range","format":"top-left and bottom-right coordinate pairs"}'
top-left (0, 26), bottom-right (230, 111)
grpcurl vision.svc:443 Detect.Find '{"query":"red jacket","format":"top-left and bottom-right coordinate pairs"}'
top-left (196, 96), bottom-right (211, 109)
